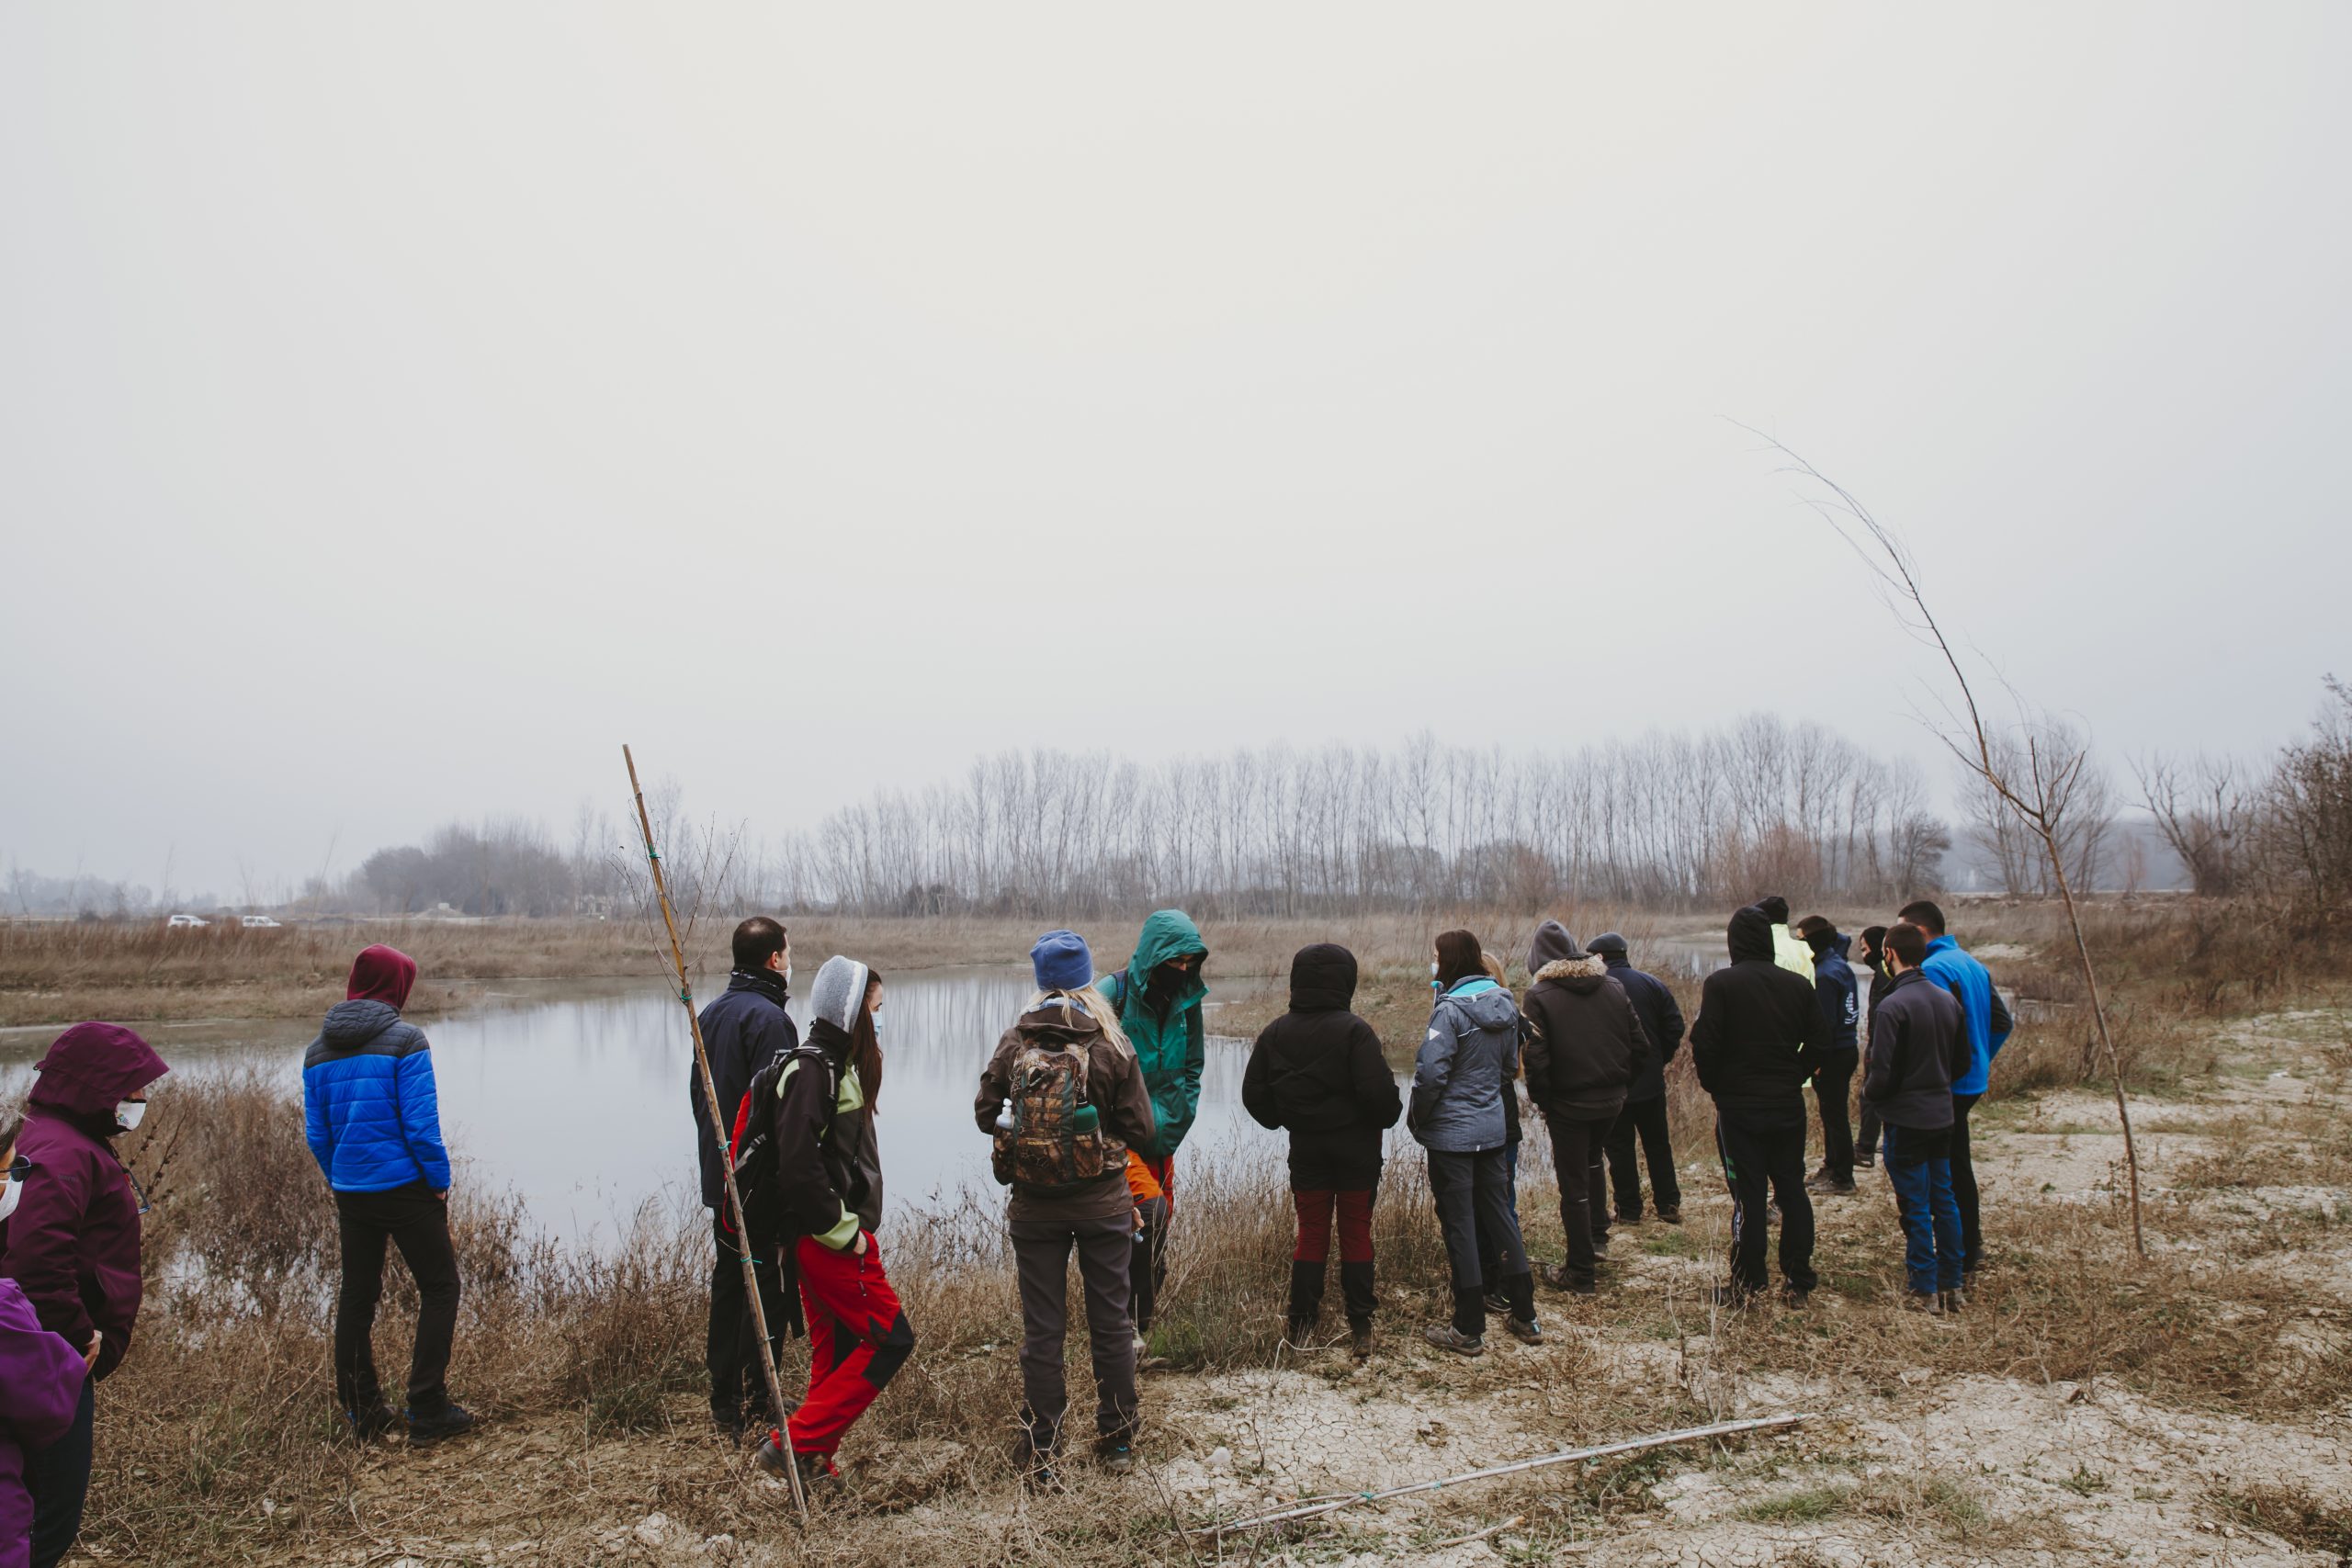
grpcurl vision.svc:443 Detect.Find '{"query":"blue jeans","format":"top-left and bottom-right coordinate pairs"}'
top-left (1883, 1123), bottom-right (1962, 1294)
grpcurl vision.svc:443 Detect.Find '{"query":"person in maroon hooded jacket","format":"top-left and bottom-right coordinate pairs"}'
top-left (1, 1111), bottom-right (95, 1568)
top-left (0, 1022), bottom-right (169, 1568)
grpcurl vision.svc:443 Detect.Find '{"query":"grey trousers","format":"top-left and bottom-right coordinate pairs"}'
top-left (1009, 1214), bottom-right (1139, 1455)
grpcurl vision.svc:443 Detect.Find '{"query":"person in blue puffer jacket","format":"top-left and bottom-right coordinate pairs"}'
top-left (1895, 901), bottom-right (2014, 1282)
top-left (301, 944), bottom-right (472, 1445)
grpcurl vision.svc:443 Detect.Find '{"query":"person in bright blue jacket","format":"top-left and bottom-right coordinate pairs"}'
top-left (1896, 902), bottom-right (2013, 1282)
top-left (301, 944), bottom-right (471, 1445)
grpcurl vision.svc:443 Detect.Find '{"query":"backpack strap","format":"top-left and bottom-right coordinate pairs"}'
top-left (1101, 969), bottom-right (1128, 1010)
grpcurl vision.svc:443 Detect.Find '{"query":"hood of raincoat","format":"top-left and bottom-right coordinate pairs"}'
top-left (1126, 908), bottom-right (1208, 1013)
top-left (1288, 942), bottom-right (1357, 1012)
top-left (808, 955), bottom-right (872, 1034)
top-left (28, 1022), bottom-right (169, 1119)
top-left (1726, 906), bottom-right (1778, 965)
top-left (1435, 977), bottom-right (1521, 1032)
top-left (346, 944), bottom-right (417, 1010)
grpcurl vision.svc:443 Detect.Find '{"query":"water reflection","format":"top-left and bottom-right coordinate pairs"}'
top-left (0, 969), bottom-right (1264, 1250)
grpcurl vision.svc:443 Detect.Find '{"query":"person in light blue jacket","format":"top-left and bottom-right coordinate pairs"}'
top-left (1410, 931), bottom-right (1537, 1356)
top-left (301, 944), bottom-right (471, 1445)
top-left (1896, 902), bottom-right (2013, 1282)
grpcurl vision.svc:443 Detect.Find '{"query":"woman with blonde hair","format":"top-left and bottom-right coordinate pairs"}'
top-left (975, 931), bottom-right (1158, 1484)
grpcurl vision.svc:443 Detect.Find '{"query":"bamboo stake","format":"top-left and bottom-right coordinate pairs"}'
top-left (623, 745), bottom-right (807, 1519)
top-left (1191, 1412), bottom-right (1811, 1536)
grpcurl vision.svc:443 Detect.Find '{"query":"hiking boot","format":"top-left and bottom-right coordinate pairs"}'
top-left (1781, 1285), bottom-right (1813, 1308)
top-left (1708, 1285), bottom-right (1756, 1310)
top-left (1541, 1263), bottom-right (1596, 1295)
top-left (758, 1442), bottom-right (842, 1493)
top-left (404, 1402), bottom-right (475, 1444)
top-left (1804, 1168), bottom-right (1855, 1195)
top-left (345, 1403), bottom-right (398, 1443)
top-left (1615, 1211), bottom-right (1643, 1227)
top-left (1902, 1288), bottom-right (1944, 1315)
top-left (1657, 1204), bottom-right (1683, 1225)
top-left (1097, 1442), bottom-right (1137, 1475)
top-left (1590, 1232), bottom-right (1611, 1256)
top-left (1011, 1437), bottom-right (1061, 1492)
top-left (1939, 1288), bottom-right (1969, 1314)
top-left (1349, 1323), bottom-right (1374, 1360)
top-left (1422, 1323), bottom-right (1485, 1357)
top-left (1505, 1315), bottom-right (1544, 1346)
top-left (1482, 1290), bottom-right (1511, 1316)
top-left (1133, 1333), bottom-right (1169, 1372)
top-left (1281, 1318), bottom-right (1317, 1351)
top-left (1856, 1153), bottom-right (1876, 1170)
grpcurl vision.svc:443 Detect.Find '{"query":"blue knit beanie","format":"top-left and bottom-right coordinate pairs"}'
top-left (1031, 930), bottom-right (1093, 991)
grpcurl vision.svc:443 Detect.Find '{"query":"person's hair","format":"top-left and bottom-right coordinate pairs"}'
top-left (1794, 915), bottom-right (1835, 942)
top-left (1480, 953), bottom-right (1509, 985)
top-left (1433, 930), bottom-right (1485, 990)
top-left (1859, 924), bottom-right (1889, 965)
top-left (850, 971), bottom-right (883, 1113)
top-left (0, 1109), bottom-right (21, 1159)
top-left (1896, 899), bottom-right (1947, 936)
top-left (1025, 985), bottom-right (1133, 1055)
top-left (731, 916), bottom-right (788, 972)
top-left (1886, 922), bottom-right (1929, 968)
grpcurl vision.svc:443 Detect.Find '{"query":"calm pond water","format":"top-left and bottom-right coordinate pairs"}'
top-left (0, 968), bottom-right (1273, 1248)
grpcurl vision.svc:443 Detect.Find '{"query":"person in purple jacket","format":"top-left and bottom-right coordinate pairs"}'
top-left (0, 1024), bottom-right (169, 1568)
top-left (1, 1111), bottom-right (94, 1568)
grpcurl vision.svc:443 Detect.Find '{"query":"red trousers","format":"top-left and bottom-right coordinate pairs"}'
top-left (1292, 1190), bottom-right (1374, 1264)
top-left (785, 1234), bottom-right (915, 1458)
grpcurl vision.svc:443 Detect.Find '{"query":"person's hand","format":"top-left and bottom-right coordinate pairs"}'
top-left (1133, 1206), bottom-right (1145, 1233)
top-left (83, 1331), bottom-right (101, 1371)
top-left (434, 1190), bottom-right (450, 1203)
top-left (853, 1232), bottom-right (868, 1257)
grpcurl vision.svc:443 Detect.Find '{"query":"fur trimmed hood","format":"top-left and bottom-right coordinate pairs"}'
top-left (1533, 953), bottom-right (1609, 984)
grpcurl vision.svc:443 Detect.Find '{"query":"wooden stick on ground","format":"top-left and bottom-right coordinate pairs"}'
top-left (1192, 1412), bottom-right (1812, 1537)
top-left (623, 745), bottom-right (807, 1520)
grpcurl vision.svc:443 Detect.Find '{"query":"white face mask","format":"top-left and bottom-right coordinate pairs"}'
top-left (0, 1176), bottom-right (19, 1224)
top-left (868, 1008), bottom-right (884, 1036)
top-left (116, 1100), bottom-right (146, 1132)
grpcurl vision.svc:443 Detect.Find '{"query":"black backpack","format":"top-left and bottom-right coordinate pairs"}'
top-left (724, 1043), bottom-right (836, 1253)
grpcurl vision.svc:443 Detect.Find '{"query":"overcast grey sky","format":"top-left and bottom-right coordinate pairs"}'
top-left (4, 4), bottom-right (2346, 896)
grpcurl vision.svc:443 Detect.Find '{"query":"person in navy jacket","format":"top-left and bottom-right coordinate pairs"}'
top-left (302, 944), bottom-right (472, 1444)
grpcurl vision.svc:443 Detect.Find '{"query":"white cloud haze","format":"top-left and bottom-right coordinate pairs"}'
top-left (4, 3), bottom-right (2347, 896)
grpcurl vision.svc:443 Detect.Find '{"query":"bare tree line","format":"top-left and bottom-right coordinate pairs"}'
top-left (757, 716), bottom-right (1951, 917)
top-left (2136, 676), bottom-right (2352, 918)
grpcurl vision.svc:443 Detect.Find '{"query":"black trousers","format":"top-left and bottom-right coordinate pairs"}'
top-left (707, 1213), bottom-right (788, 1427)
top-left (1857, 1100), bottom-right (1883, 1162)
top-left (1429, 1147), bottom-right (1532, 1332)
top-left (25, 1372), bottom-right (93, 1568)
top-left (1544, 1110), bottom-right (1614, 1286)
top-left (1713, 1103), bottom-right (1817, 1294)
top-left (1604, 1095), bottom-right (1681, 1218)
top-left (1950, 1091), bottom-right (1984, 1273)
top-left (334, 1183), bottom-right (461, 1415)
top-left (1813, 1051), bottom-right (1858, 1180)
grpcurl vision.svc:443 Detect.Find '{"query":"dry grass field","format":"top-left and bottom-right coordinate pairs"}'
top-left (11, 902), bottom-right (2351, 1565)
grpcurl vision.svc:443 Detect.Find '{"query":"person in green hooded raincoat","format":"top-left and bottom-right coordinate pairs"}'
top-left (1097, 909), bottom-right (1208, 1355)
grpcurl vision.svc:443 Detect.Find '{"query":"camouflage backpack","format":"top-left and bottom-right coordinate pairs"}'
top-left (991, 1034), bottom-right (1125, 1196)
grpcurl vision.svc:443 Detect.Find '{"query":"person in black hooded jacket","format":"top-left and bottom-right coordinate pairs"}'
top-left (1241, 944), bottom-right (1403, 1354)
top-left (1589, 933), bottom-right (1685, 1225)
top-left (1689, 905), bottom-right (1826, 1303)
top-left (1519, 921), bottom-right (1648, 1293)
